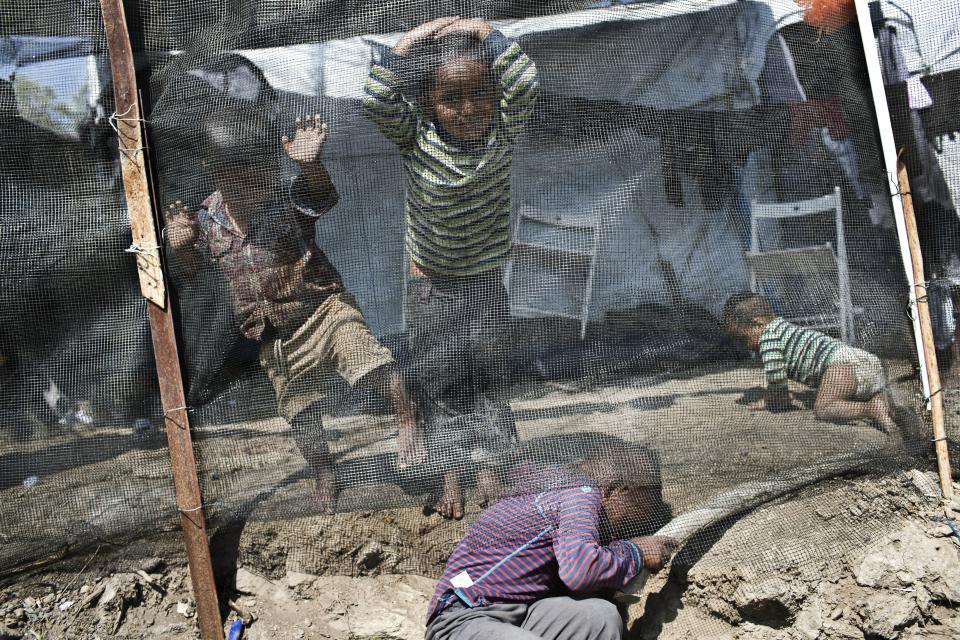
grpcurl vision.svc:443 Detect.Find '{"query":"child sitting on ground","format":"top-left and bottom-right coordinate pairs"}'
top-left (362, 17), bottom-right (539, 519)
top-left (722, 292), bottom-right (897, 433)
top-left (164, 103), bottom-right (424, 513)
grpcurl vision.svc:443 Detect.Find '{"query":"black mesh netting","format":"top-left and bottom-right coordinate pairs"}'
top-left (2, 0), bottom-right (959, 629)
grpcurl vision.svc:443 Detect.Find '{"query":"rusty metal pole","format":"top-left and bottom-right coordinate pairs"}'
top-left (99, 1), bottom-right (224, 637)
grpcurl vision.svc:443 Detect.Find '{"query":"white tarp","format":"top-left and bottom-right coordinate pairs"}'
top-left (1, 36), bottom-right (103, 138)
top-left (283, 1), bottom-right (805, 333)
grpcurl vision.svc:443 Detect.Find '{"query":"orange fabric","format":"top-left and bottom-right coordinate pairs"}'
top-left (794, 0), bottom-right (856, 33)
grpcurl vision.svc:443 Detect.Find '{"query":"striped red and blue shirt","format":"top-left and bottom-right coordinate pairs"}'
top-left (427, 465), bottom-right (642, 621)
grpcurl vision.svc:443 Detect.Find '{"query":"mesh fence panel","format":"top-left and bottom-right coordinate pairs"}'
top-left (2, 0), bottom-right (959, 626)
top-left (0, 1), bottom-right (177, 569)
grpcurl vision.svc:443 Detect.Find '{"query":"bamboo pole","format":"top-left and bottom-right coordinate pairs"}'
top-left (896, 162), bottom-right (954, 500)
top-left (99, 0), bottom-right (224, 637)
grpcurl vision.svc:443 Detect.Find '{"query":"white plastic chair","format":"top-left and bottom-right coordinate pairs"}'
top-left (745, 187), bottom-right (856, 343)
top-left (506, 207), bottom-right (599, 340)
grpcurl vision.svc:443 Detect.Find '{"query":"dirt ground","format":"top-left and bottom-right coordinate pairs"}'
top-left (1, 362), bottom-right (959, 639)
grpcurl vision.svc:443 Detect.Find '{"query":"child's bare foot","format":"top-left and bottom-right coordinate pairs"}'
top-left (476, 468), bottom-right (502, 508)
top-left (397, 422), bottom-right (427, 470)
top-left (436, 469), bottom-right (464, 520)
top-left (313, 463), bottom-right (338, 515)
top-left (865, 394), bottom-right (897, 434)
top-left (385, 370), bottom-right (424, 469)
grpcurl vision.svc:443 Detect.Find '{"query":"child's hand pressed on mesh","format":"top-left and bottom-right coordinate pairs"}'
top-left (282, 114), bottom-right (328, 165)
top-left (164, 200), bottom-right (197, 251)
top-left (436, 18), bottom-right (494, 40)
top-left (393, 16), bottom-right (461, 54)
top-left (631, 536), bottom-right (678, 572)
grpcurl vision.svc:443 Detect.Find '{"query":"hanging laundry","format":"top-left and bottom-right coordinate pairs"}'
top-left (660, 112), bottom-right (736, 211)
top-left (787, 96), bottom-right (849, 145)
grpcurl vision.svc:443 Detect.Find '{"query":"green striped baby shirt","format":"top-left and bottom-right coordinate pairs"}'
top-left (362, 31), bottom-right (539, 276)
top-left (758, 318), bottom-right (843, 391)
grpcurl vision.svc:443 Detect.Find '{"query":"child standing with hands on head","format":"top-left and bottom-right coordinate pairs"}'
top-left (363, 17), bottom-right (539, 519)
top-left (723, 292), bottom-right (898, 433)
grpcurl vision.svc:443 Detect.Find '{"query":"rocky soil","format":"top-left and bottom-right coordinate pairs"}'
top-left (1, 469), bottom-right (958, 640)
top-left (1, 369), bottom-right (958, 639)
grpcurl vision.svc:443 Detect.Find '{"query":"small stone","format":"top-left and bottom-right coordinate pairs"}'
top-left (855, 553), bottom-right (897, 587)
top-left (59, 600), bottom-right (74, 611)
top-left (795, 602), bottom-right (824, 639)
top-left (41, 594), bottom-right (55, 606)
top-left (822, 619), bottom-right (865, 639)
top-left (909, 470), bottom-right (939, 498)
top-left (175, 601), bottom-right (193, 618)
top-left (928, 523), bottom-right (953, 538)
top-left (141, 558), bottom-right (164, 573)
top-left (285, 571), bottom-right (316, 589)
top-left (23, 597), bottom-right (36, 609)
top-left (860, 593), bottom-right (918, 640)
top-left (849, 505), bottom-right (863, 517)
top-left (830, 606), bottom-right (843, 620)
top-left (355, 541), bottom-right (384, 573)
top-left (79, 585), bottom-right (90, 595)
top-left (896, 571), bottom-right (915, 585)
top-left (914, 584), bottom-right (932, 613)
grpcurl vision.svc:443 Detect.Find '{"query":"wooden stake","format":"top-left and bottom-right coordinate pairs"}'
top-left (98, 1), bottom-right (164, 307)
top-left (148, 304), bottom-right (224, 640)
top-left (99, 1), bottom-right (223, 638)
top-left (897, 160), bottom-right (954, 500)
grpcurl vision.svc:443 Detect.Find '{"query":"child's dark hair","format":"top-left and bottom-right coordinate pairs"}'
top-left (198, 99), bottom-right (280, 171)
top-left (583, 443), bottom-right (664, 491)
top-left (406, 33), bottom-right (496, 108)
top-left (722, 291), bottom-right (775, 332)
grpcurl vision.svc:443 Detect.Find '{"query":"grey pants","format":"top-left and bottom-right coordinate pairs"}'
top-left (405, 269), bottom-right (513, 417)
top-left (425, 597), bottom-right (623, 640)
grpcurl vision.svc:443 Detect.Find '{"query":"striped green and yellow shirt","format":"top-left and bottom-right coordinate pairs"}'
top-left (758, 318), bottom-right (843, 391)
top-left (362, 31), bottom-right (539, 276)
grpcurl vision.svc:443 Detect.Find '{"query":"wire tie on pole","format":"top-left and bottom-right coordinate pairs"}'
top-left (125, 242), bottom-right (161, 255)
top-left (932, 436), bottom-right (948, 443)
top-left (163, 405), bottom-right (191, 429)
top-left (178, 502), bottom-right (215, 514)
top-left (164, 405), bottom-right (189, 413)
top-left (107, 103), bottom-right (135, 135)
top-left (108, 104), bottom-right (151, 134)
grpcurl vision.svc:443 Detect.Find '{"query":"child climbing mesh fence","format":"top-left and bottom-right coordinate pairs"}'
top-left (1, 0), bottom-right (958, 634)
